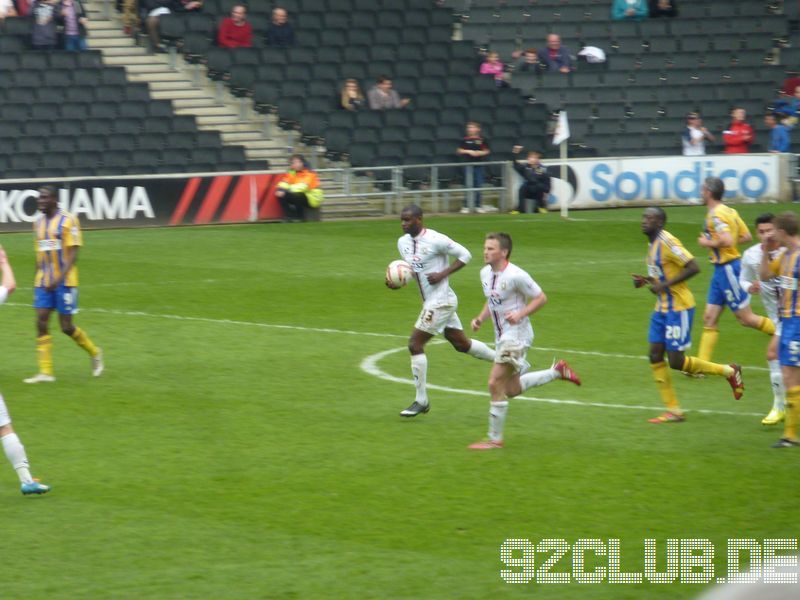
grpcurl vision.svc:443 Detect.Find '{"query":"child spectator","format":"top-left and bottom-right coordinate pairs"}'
top-left (722, 107), bottom-right (754, 154)
top-left (511, 146), bottom-right (551, 214)
top-left (512, 48), bottom-right (545, 73)
top-left (765, 113), bottom-right (792, 153)
top-left (217, 3), bottom-right (252, 48)
top-left (479, 51), bottom-right (507, 86)
top-left (340, 79), bottom-right (365, 111)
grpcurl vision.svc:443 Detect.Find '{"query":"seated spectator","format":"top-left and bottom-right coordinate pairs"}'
top-left (367, 76), bottom-right (411, 110)
top-left (782, 75), bottom-right (800, 97)
top-left (265, 6), bottom-right (294, 47)
top-left (0, 0), bottom-right (18, 18)
top-left (722, 107), bottom-right (754, 154)
top-left (648, 0), bottom-right (677, 17)
top-left (145, 0), bottom-right (202, 53)
top-left (765, 113), bottom-right (792, 153)
top-left (340, 79), bottom-right (365, 111)
top-left (479, 51), bottom-right (507, 86)
top-left (774, 85), bottom-right (800, 123)
top-left (511, 146), bottom-right (550, 214)
top-left (217, 3), bottom-right (251, 48)
top-left (682, 112), bottom-right (714, 156)
top-left (538, 34), bottom-right (573, 74)
top-left (612, 0), bottom-right (648, 20)
top-left (121, 0), bottom-right (139, 35)
top-left (275, 155), bottom-right (323, 222)
top-left (31, 0), bottom-right (59, 50)
top-left (511, 48), bottom-right (545, 73)
top-left (59, 0), bottom-right (88, 52)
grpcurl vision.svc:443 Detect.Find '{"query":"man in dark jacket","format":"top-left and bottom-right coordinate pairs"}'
top-left (31, 0), bottom-right (59, 49)
top-left (265, 6), bottom-right (294, 47)
top-left (511, 146), bottom-right (551, 214)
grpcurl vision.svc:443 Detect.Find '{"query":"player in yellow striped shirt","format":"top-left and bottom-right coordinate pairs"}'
top-left (695, 177), bottom-right (775, 364)
top-left (636, 207), bottom-right (744, 423)
top-left (23, 186), bottom-right (103, 384)
top-left (761, 211), bottom-right (800, 447)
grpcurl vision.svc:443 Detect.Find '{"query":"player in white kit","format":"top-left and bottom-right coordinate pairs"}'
top-left (468, 233), bottom-right (581, 449)
top-left (388, 205), bottom-right (497, 417)
top-left (740, 213), bottom-right (786, 425)
top-left (0, 246), bottom-right (50, 495)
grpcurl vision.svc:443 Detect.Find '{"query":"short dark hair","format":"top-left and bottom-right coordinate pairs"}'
top-left (703, 176), bottom-right (724, 201)
top-left (289, 154), bottom-right (307, 168)
top-left (401, 204), bottom-right (423, 218)
top-left (755, 213), bottom-right (775, 227)
top-left (645, 206), bottom-right (667, 225)
top-left (775, 211), bottom-right (799, 237)
top-left (527, 150), bottom-right (543, 158)
top-left (377, 75), bottom-right (391, 84)
top-left (486, 232), bottom-right (512, 259)
top-left (38, 185), bottom-right (57, 197)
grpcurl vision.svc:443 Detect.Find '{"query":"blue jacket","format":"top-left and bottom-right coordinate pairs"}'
top-left (769, 125), bottom-right (791, 152)
top-left (612, 0), bottom-right (649, 20)
top-left (538, 46), bottom-right (572, 72)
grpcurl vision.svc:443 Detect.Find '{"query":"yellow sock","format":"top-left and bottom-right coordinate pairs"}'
top-left (36, 335), bottom-right (53, 376)
top-left (697, 327), bottom-right (719, 362)
top-left (784, 386), bottom-right (800, 441)
top-left (756, 316), bottom-right (776, 336)
top-left (70, 327), bottom-right (99, 357)
top-left (682, 356), bottom-right (732, 378)
top-left (651, 362), bottom-right (681, 413)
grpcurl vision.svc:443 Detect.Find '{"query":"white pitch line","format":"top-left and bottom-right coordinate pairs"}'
top-left (360, 346), bottom-right (765, 418)
top-left (1, 302), bottom-right (769, 372)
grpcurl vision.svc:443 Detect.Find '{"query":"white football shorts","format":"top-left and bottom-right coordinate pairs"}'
top-left (0, 394), bottom-right (11, 428)
top-left (414, 304), bottom-right (463, 335)
top-left (495, 338), bottom-right (532, 374)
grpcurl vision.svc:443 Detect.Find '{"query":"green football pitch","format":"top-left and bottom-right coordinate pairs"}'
top-left (0, 204), bottom-right (796, 599)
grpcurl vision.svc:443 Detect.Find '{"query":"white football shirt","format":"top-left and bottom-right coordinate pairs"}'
top-left (740, 243), bottom-right (781, 322)
top-left (0, 286), bottom-right (8, 306)
top-left (479, 261), bottom-right (543, 345)
top-left (397, 228), bottom-right (471, 308)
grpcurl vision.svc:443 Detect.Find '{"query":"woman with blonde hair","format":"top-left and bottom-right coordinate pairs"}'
top-left (340, 78), bottom-right (365, 111)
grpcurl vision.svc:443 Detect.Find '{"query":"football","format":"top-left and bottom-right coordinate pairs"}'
top-left (386, 260), bottom-right (414, 287)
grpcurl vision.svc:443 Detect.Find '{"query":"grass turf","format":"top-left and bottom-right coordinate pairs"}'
top-left (0, 204), bottom-right (795, 599)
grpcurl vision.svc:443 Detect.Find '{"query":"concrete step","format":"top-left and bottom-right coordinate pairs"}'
top-left (199, 121), bottom-right (264, 132)
top-left (150, 88), bottom-right (207, 99)
top-left (220, 131), bottom-right (268, 142)
top-left (148, 80), bottom-right (198, 91)
top-left (89, 36), bottom-right (139, 49)
top-left (128, 71), bottom-right (189, 83)
top-left (175, 105), bottom-right (237, 117)
top-left (104, 54), bottom-right (160, 66)
top-left (196, 114), bottom-right (255, 126)
top-left (123, 62), bottom-right (175, 74)
top-left (96, 46), bottom-right (151, 58)
top-left (172, 98), bottom-right (222, 109)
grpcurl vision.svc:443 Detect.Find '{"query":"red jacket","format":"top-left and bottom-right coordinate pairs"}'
top-left (722, 121), bottom-right (754, 154)
top-left (217, 18), bottom-right (252, 48)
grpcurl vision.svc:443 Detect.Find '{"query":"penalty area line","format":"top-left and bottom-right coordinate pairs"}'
top-left (360, 346), bottom-right (765, 419)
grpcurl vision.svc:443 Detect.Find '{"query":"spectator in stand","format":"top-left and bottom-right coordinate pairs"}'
top-left (59, 0), bottom-right (88, 52)
top-left (145, 0), bottom-right (202, 54)
top-left (367, 76), bottom-right (411, 110)
top-left (511, 146), bottom-right (551, 214)
top-left (217, 3), bottom-right (251, 48)
top-left (648, 0), bottom-right (677, 17)
top-left (479, 51), bottom-right (507, 87)
top-left (681, 112), bottom-right (714, 156)
top-left (722, 107), bottom-right (754, 154)
top-left (31, 0), bottom-right (59, 50)
top-left (275, 155), bottom-right (323, 222)
top-left (121, 0), bottom-right (138, 35)
top-left (539, 34), bottom-right (572, 74)
top-left (265, 6), bottom-right (294, 47)
top-left (12, 0), bottom-right (30, 16)
top-left (456, 122), bottom-right (493, 214)
top-left (774, 85), bottom-right (800, 123)
top-left (340, 79), bottom-right (365, 111)
top-left (782, 75), bottom-right (800, 97)
top-left (765, 113), bottom-right (792, 153)
top-left (511, 48), bottom-right (545, 73)
top-left (612, 0), bottom-right (648, 21)
top-left (0, 0), bottom-right (18, 18)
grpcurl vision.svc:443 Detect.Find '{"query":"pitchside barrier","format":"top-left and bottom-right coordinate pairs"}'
top-left (0, 154), bottom-right (794, 232)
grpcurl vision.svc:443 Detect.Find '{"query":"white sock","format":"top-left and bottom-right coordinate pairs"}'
top-left (769, 359), bottom-right (786, 411)
top-left (2, 433), bottom-right (33, 484)
top-left (411, 353), bottom-right (429, 406)
top-left (467, 339), bottom-right (495, 362)
top-left (520, 368), bottom-right (558, 391)
top-left (489, 400), bottom-right (509, 442)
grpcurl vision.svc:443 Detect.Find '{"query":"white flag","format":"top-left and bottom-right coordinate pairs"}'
top-left (552, 110), bottom-right (570, 146)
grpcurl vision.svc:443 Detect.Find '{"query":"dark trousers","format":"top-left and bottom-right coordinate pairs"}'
top-left (517, 185), bottom-right (546, 213)
top-left (278, 191), bottom-right (310, 221)
top-left (463, 165), bottom-right (484, 207)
